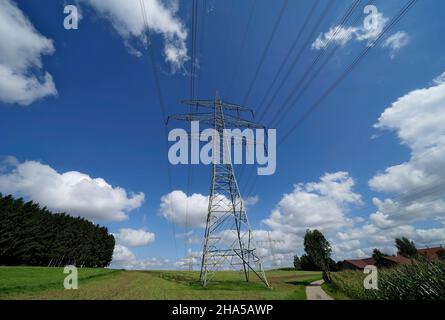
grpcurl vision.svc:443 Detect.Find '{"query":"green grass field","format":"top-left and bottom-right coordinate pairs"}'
top-left (0, 267), bottom-right (322, 300)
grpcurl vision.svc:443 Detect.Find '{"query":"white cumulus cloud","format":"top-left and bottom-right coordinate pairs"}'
top-left (263, 172), bottom-right (362, 237)
top-left (159, 190), bottom-right (259, 228)
top-left (0, 0), bottom-right (57, 105)
top-left (117, 228), bottom-right (155, 247)
top-left (331, 72), bottom-right (445, 260)
top-left (159, 190), bottom-right (208, 228)
top-left (250, 172), bottom-right (363, 264)
top-left (312, 10), bottom-right (408, 58)
top-left (382, 31), bottom-right (410, 58)
top-left (79, 0), bottom-right (188, 72)
top-left (312, 26), bottom-right (357, 50)
top-left (112, 244), bottom-right (136, 262)
top-left (312, 11), bottom-right (387, 50)
top-left (0, 157), bottom-right (144, 221)
top-left (433, 71), bottom-right (445, 85)
top-left (254, 76), bottom-right (445, 260)
top-left (369, 71), bottom-right (445, 227)
top-left (111, 244), bottom-right (170, 269)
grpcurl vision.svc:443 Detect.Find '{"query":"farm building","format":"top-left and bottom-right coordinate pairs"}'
top-left (341, 258), bottom-right (376, 270)
top-left (375, 255), bottom-right (412, 268)
top-left (417, 247), bottom-right (445, 260)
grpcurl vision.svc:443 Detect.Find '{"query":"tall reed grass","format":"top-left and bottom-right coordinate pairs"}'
top-left (331, 259), bottom-right (445, 300)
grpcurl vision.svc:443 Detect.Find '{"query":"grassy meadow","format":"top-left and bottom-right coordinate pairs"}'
top-left (0, 267), bottom-right (322, 300)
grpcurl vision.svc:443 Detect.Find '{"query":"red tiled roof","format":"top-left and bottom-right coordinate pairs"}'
top-left (382, 255), bottom-right (412, 265)
top-left (417, 247), bottom-right (444, 260)
top-left (342, 246), bottom-right (444, 269)
top-left (343, 258), bottom-right (376, 269)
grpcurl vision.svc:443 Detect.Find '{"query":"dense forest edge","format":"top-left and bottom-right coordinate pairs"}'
top-left (0, 194), bottom-right (114, 267)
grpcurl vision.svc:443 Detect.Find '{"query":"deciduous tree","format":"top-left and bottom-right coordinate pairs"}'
top-left (303, 229), bottom-right (332, 282)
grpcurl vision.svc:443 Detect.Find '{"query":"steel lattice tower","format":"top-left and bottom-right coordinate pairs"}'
top-left (168, 92), bottom-right (269, 288)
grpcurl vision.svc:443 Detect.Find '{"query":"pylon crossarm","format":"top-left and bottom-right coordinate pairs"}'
top-left (219, 101), bottom-right (253, 115)
top-left (181, 99), bottom-right (254, 115)
top-left (167, 112), bottom-right (214, 125)
top-left (223, 114), bottom-right (266, 129)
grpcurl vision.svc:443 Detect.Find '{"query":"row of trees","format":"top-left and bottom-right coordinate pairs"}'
top-left (0, 194), bottom-right (115, 267)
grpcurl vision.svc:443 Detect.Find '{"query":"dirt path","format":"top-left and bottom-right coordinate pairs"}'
top-left (305, 280), bottom-right (334, 300)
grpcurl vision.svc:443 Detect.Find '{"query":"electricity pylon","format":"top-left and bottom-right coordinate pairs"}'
top-left (168, 92), bottom-right (269, 288)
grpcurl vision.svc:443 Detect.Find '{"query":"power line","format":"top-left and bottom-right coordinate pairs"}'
top-left (375, 145), bottom-right (445, 206)
top-left (254, 0), bottom-right (321, 123)
top-left (255, 0), bottom-right (334, 124)
top-left (269, 0), bottom-right (366, 128)
top-left (278, 0), bottom-right (418, 145)
top-left (185, 0), bottom-right (207, 271)
top-left (227, 0), bottom-right (258, 98)
top-left (239, 0), bottom-right (312, 186)
top-left (139, 0), bottom-right (179, 263)
top-left (240, 0), bottom-right (356, 190)
top-left (226, 0), bottom-right (258, 183)
top-left (247, 105), bottom-right (442, 226)
top-left (242, 0), bottom-right (359, 193)
top-left (241, 0), bottom-right (289, 106)
top-left (347, 169), bottom-right (445, 221)
top-left (216, 0), bottom-right (235, 92)
top-left (197, 0), bottom-right (208, 97)
top-left (245, 0), bottom-right (417, 198)
top-left (185, 0), bottom-right (201, 268)
top-left (238, 0), bottom-right (323, 186)
top-left (190, 0), bottom-right (198, 101)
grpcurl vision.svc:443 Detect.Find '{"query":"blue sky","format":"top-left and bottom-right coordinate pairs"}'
top-left (1, 0), bottom-right (445, 269)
